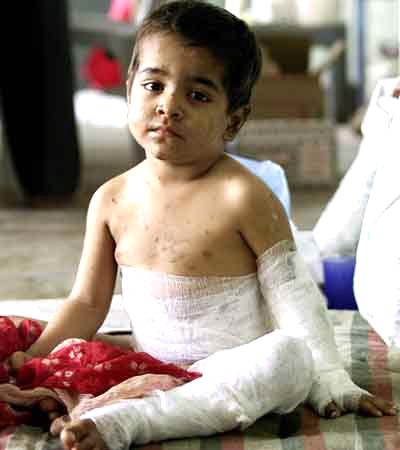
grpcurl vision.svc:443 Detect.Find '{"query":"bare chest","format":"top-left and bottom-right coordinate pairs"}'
top-left (111, 199), bottom-right (253, 275)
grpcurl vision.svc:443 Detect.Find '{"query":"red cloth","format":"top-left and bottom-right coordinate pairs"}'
top-left (0, 317), bottom-right (42, 361)
top-left (81, 0), bottom-right (134, 90)
top-left (81, 48), bottom-right (124, 90)
top-left (0, 316), bottom-right (201, 429)
top-left (17, 342), bottom-right (200, 394)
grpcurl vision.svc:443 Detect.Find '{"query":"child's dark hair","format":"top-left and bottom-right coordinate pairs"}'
top-left (126, 0), bottom-right (262, 112)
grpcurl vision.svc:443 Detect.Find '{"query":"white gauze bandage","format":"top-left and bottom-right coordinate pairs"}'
top-left (257, 240), bottom-right (371, 415)
top-left (81, 330), bottom-right (313, 450)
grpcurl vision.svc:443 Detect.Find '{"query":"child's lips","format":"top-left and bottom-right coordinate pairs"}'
top-left (150, 126), bottom-right (182, 139)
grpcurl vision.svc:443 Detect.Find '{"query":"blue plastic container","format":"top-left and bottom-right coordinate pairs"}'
top-left (323, 255), bottom-right (358, 310)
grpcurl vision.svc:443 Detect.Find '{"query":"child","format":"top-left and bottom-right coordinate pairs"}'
top-left (9, 2), bottom-right (396, 450)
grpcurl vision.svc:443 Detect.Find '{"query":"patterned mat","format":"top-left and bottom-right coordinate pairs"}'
top-left (1, 310), bottom-right (399, 450)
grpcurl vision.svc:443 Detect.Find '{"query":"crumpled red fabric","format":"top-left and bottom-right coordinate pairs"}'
top-left (81, 47), bottom-right (124, 90)
top-left (0, 316), bottom-right (201, 429)
top-left (0, 317), bottom-right (42, 362)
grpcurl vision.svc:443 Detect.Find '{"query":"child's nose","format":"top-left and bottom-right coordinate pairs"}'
top-left (155, 93), bottom-right (184, 120)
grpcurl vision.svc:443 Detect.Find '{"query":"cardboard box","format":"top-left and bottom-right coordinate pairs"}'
top-left (251, 75), bottom-right (324, 119)
top-left (250, 36), bottom-right (344, 120)
top-left (232, 119), bottom-right (337, 186)
top-left (251, 36), bottom-right (324, 119)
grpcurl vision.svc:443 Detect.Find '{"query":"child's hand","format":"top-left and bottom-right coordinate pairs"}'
top-left (39, 397), bottom-right (66, 423)
top-left (357, 394), bottom-right (397, 417)
top-left (323, 395), bottom-right (397, 418)
top-left (308, 371), bottom-right (398, 419)
top-left (7, 350), bottom-right (66, 425)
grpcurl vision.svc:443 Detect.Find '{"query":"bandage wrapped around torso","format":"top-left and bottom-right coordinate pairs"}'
top-left (258, 240), bottom-right (370, 414)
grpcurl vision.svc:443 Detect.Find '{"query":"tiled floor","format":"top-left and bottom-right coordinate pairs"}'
top-left (0, 126), bottom-right (352, 300)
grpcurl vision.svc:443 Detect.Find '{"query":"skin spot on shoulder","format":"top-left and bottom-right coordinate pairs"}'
top-left (202, 250), bottom-right (213, 259)
top-left (154, 236), bottom-right (160, 243)
top-left (111, 197), bottom-right (117, 204)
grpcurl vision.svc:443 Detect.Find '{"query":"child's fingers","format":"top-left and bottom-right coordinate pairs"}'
top-left (358, 395), bottom-right (397, 416)
top-left (50, 414), bottom-right (70, 436)
top-left (359, 397), bottom-right (383, 416)
top-left (363, 395), bottom-right (397, 415)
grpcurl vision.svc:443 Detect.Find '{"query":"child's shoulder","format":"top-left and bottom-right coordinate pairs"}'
top-left (219, 155), bottom-right (291, 246)
top-left (88, 164), bottom-right (143, 212)
top-left (93, 171), bottom-right (129, 201)
top-left (217, 155), bottom-right (286, 220)
top-left (218, 155), bottom-right (276, 201)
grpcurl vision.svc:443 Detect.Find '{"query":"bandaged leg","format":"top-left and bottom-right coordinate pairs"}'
top-left (313, 77), bottom-right (400, 257)
top-left (80, 330), bottom-right (313, 450)
top-left (257, 240), bottom-right (371, 415)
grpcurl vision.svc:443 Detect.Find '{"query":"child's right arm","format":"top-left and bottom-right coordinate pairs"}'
top-left (27, 185), bottom-right (119, 358)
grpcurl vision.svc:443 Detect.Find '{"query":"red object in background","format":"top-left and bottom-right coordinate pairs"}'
top-left (108, 0), bottom-right (135, 22)
top-left (81, 48), bottom-right (124, 90)
top-left (80, 0), bottom-right (135, 90)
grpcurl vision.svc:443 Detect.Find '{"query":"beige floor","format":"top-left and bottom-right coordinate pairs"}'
top-left (0, 138), bottom-right (339, 300)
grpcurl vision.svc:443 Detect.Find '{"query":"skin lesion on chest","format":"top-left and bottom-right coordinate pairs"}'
top-left (114, 222), bottom-right (224, 273)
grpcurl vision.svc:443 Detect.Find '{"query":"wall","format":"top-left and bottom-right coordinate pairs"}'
top-left (67, 0), bottom-right (110, 90)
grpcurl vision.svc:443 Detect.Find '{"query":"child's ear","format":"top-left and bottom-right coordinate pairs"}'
top-left (223, 105), bottom-right (251, 141)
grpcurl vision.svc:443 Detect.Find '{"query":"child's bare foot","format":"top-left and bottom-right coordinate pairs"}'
top-left (60, 419), bottom-right (108, 450)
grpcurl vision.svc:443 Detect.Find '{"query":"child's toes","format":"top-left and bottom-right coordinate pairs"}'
top-left (324, 401), bottom-right (341, 418)
top-left (60, 428), bottom-right (78, 450)
top-left (60, 419), bottom-right (90, 448)
top-left (60, 419), bottom-right (107, 450)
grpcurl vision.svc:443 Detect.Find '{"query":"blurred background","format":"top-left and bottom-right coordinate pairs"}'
top-left (0, 0), bottom-right (398, 299)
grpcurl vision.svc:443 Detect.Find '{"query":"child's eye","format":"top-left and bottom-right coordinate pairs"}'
top-left (143, 81), bottom-right (163, 92)
top-left (189, 91), bottom-right (210, 103)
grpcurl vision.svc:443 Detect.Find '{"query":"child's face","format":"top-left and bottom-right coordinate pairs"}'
top-left (127, 32), bottom-right (243, 165)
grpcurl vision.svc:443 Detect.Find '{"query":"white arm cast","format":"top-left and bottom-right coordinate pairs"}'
top-left (257, 240), bottom-right (370, 415)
